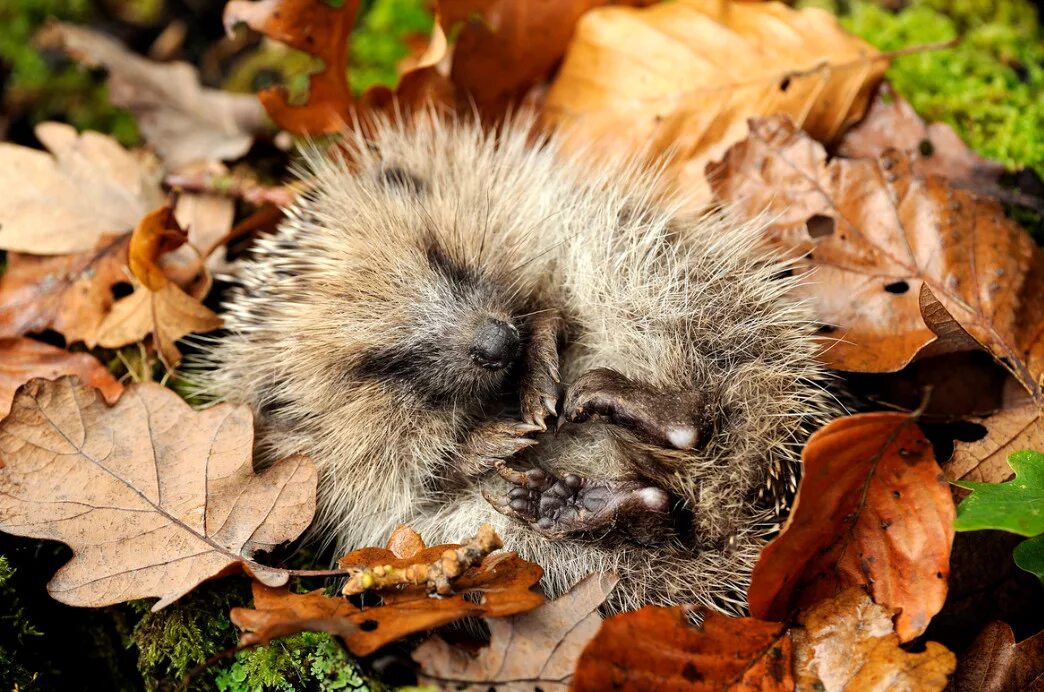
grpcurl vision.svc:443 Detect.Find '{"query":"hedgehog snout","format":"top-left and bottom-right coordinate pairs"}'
top-left (468, 318), bottom-right (521, 370)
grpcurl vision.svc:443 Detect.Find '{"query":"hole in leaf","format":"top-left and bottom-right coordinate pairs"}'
top-left (816, 324), bottom-right (838, 334)
top-left (805, 214), bottom-right (834, 239)
top-left (779, 76), bottom-right (791, 92)
top-left (111, 282), bottom-right (134, 300)
top-left (884, 281), bottom-right (909, 294)
top-left (360, 619), bottom-right (378, 631)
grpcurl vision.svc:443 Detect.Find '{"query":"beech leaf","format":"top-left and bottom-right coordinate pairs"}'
top-left (749, 412), bottom-right (955, 641)
top-left (953, 450), bottom-right (1044, 537)
top-left (0, 338), bottom-right (122, 419)
top-left (0, 376), bottom-right (316, 610)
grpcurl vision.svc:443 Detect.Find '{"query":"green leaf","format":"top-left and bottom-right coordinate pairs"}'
top-left (1014, 534), bottom-right (1044, 585)
top-left (953, 449), bottom-right (1044, 536)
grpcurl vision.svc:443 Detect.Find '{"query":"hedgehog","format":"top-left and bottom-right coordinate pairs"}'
top-left (191, 113), bottom-right (834, 614)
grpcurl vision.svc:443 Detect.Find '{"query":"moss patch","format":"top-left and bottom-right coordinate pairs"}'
top-left (214, 632), bottom-right (371, 692)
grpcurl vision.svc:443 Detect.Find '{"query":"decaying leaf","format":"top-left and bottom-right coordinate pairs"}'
top-left (945, 405), bottom-right (1044, 484)
top-left (571, 604), bottom-right (793, 691)
top-left (0, 235), bottom-right (131, 344)
top-left (710, 116), bottom-right (1044, 400)
top-left (413, 572), bottom-right (619, 691)
top-left (0, 376), bottom-right (316, 610)
top-left (953, 450), bottom-right (1044, 537)
top-left (0, 123), bottom-right (164, 255)
top-left (952, 621), bottom-right (1044, 692)
top-left (231, 525), bottom-right (544, 656)
top-left (792, 589), bottom-right (956, 691)
top-left (0, 338), bottom-right (122, 419)
top-left (37, 23), bottom-right (268, 172)
top-left (543, 0), bottom-right (887, 205)
top-left (749, 412), bottom-right (955, 642)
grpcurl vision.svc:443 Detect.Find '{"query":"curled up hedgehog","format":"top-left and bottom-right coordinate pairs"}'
top-left (192, 113), bottom-right (834, 614)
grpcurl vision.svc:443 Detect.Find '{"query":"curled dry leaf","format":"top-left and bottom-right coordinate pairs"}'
top-left (231, 525), bottom-right (544, 656)
top-left (793, 588), bottom-right (956, 692)
top-left (413, 572), bottom-right (619, 691)
top-left (952, 621), bottom-right (1044, 691)
top-left (0, 235), bottom-right (130, 344)
top-left (0, 123), bottom-right (164, 255)
top-left (37, 23), bottom-right (268, 172)
top-left (749, 413), bottom-right (955, 642)
top-left (945, 405), bottom-right (1044, 484)
top-left (710, 115), bottom-right (1044, 400)
top-left (571, 605), bottom-right (793, 691)
top-left (543, 0), bottom-right (886, 205)
top-left (0, 338), bottom-right (122, 419)
top-left (0, 376), bottom-right (316, 609)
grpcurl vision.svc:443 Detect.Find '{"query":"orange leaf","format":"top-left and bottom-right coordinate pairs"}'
top-left (748, 412), bottom-right (955, 641)
top-left (0, 338), bottom-right (122, 419)
top-left (128, 205), bottom-right (187, 292)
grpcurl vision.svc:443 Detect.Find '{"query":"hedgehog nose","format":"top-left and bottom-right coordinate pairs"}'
top-left (469, 318), bottom-right (521, 370)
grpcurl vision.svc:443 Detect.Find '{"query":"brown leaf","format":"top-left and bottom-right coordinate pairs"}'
top-left (951, 621), bottom-right (1044, 692)
top-left (0, 338), bottom-right (122, 419)
top-left (38, 23), bottom-right (268, 172)
top-left (543, 0), bottom-right (886, 206)
top-left (710, 116), bottom-right (1044, 402)
top-left (793, 588), bottom-right (956, 691)
top-left (944, 405), bottom-right (1044, 484)
top-left (231, 527), bottom-right (544, 656)
top-left (0, 123), bottom-right (164, 254)
top-left (0, 376), bottom-right (316, 609)
top-left (571, 605), bottom-right (793, 691)
top-left (749, 412), bottom-right (955, 641)
top-left (0, 235), bottom-right (130, 344)
top-left (413, 572), bottom-right (618, 691)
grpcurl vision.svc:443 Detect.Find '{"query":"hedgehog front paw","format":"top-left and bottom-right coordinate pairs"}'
top-left (561, 368), bottom-right (711, 450)
top-left (458, 420), bottom-right (542, 478)
top-left (519, 311), bottom-right (562, 431)
top-left (484, 461), bottom-right (672, 544)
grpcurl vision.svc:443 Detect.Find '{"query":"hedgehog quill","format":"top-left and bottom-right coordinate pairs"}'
top-left (192, 114), bottom-right (834, 614)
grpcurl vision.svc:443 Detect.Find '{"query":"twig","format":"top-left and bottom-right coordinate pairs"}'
top-left (166, 171), bottom-right (297, 208)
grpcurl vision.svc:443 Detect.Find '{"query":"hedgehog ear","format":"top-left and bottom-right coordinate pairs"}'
top-left (378, 166), bottom-right (427, 195)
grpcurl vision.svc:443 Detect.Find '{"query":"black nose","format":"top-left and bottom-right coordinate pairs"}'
top-left (469, 318), bottom-right (521, 370)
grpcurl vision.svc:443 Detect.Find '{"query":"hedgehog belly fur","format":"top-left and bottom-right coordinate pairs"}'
top-left (190, 113), bottom-right (834, 614)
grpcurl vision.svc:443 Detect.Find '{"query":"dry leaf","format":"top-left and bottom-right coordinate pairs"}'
top-left (945, 405), bottom-right (1044, 484)
top-left (413, 572), bottom-right (618, 691)
top-left (231, 526), bottom-right (544, 656)
top-left (0, 338), bottom-right (122, 419)
top-left (951, 621), bottom-right (1044, 692)
top-left (38, 22), bottom-right (268, 171)
top-left (0, 376), bottom-right (316, 609)
top-left (0, 235), bottom-right (131, 344)
top-left (749, 412), bottom-right (955, 641)
top-left (0, 123), bottom-right (164, 255)
top-left (710, 115), bottom-right (1044, 401)
top-left (543, 0), bottom-right (886, 205)
top-left (571, 605), bottom-right (793, 691)
top-left (793, 588), bottom-right (956, 691)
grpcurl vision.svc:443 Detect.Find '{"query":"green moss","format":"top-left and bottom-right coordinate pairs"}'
top-left (0, 555), bottom-right (44, 688)
top-left (214, 632), bottom-right (370, 692)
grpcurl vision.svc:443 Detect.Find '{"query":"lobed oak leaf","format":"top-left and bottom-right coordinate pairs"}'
top-left (0, 376), bottom-right (316, 610)
top-left (0, 338), bottom-right (122, 419)
top-left (792, 588), bottom-right (956, 691)
top-left (952, 621), bottom-right (1044, 692)
top-left (0, 122), bottom-right (164, 255)
top-left (749, 412), bottom-right (955, 641)
top-left (571, 604), bottom-right (793, 691)
top-left (953, 450), bottom-right (1044, 538)
top-left (413, 572), bottom-right (618, 691)
top-left (945, 405), bottom-right (1043, 484)
top-left (37, 23), bottom-right (268, 172)
top-left (710, 116), bottom-right (1044, 401)
top-left (543, 0), bottom-right (887, 205)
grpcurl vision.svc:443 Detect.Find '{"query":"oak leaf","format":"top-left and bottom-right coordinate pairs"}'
top-left (793, 588), bottom-right (956, 691)
top-left (951, 621), bottom-right (1044, 691)
top-left (0, 376), bottom-right (316, 610)
top-left (953, 450), bottom-right (1044, 537)
top-left (0, 123), bottom-right (164, 255)
top-left (571, 605), bottom-right (793, 691)
top-left (231, 525), bottom-right (544, 656)
top-left (413, 572), bottom-right (618, 691)
top-left (37, 23), bottom-right (268, 172)
top-left (749, 412), bottom-right (955, 641)
top-left (945, 405), bottom-right (1044, 484)
top-left (0, 338), bottom-right (122, 419)
top-left (543, 0), bottom-right (887, 205)
top-left (710, 116), bottom-right (1044, 401)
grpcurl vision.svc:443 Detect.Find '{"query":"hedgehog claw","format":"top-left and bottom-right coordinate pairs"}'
top-left (459, 420), bottom-right (540, 477)
top-left (520, 311), bottom-right (563, 431)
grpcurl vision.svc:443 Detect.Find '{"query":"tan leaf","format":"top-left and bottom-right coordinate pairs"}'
top-left (749, 413), bottom-right (955, 642)
top-left (0, 376), bottom-right (316, 609)
top-left (0, 235), bottom-right (131, 344)
top-left (951, 621), bottom-right (1044, 692)
top-left (793, 589), bottom-right (956, 691)
top-left (413, 572), bottom-right (618, 691)
top-left (944, 405), bottom-right (1044, 484)
top-left (0, 123), bottom-right (164, 255)
top-left (0, 338), bottom-right (122, 419)
top-left (542, 0), bottom-right (886, 205)
top-left (709, 115), bottom-right (1044, 402)
top-left (38, 22), bottom-right (268, 171)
